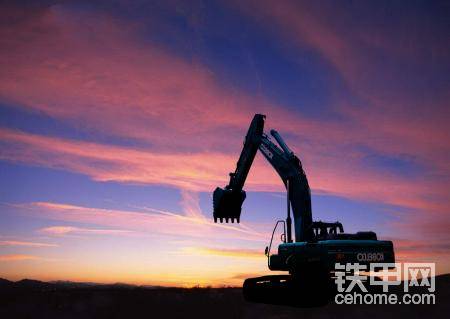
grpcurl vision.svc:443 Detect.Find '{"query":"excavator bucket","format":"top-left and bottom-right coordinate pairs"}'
top-left (213, 187), bottom-right (246, 223)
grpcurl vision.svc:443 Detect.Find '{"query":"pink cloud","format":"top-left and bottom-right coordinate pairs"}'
top-left (390, 238), bottom-right (450, 271)
top-left (0, 5), bottom-right (260, 152)
top-left (0, 4), bottom-right (447, 205)
top-left (0, 127), bottom-right (254, 191)
top-left (1, 127), bottom-right (447, 214)
top-left (4, 2), bottom-right (445, 165)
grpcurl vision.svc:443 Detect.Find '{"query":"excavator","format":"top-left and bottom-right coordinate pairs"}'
top-left (213, 114), bottom-right (395, 306)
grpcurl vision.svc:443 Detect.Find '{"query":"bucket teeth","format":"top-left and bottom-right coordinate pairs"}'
top-left (213, 187), bottom-right (245, 225)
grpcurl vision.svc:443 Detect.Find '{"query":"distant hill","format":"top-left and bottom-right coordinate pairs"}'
top-left (0, 275), bottom-right (448, 319)
top-left (1, 274), bottom-right (448, 290)
top-left (0, 278), bottom-right (13, 287)
top-left (0, 278), bottom-right (159, 291)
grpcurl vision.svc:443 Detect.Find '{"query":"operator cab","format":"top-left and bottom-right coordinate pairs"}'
top-left (312, 221), bottom-right (344, 240)
top-left (311, 221), bottom-right (377, 241)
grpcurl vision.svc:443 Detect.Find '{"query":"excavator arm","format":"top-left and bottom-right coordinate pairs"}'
top-left (213, 114), bottom-right (314, 241)
top-left (213, 114), bottom-right (265, 223)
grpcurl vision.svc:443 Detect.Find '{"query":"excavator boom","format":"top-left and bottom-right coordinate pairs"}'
top-left (213, 114), bottom-right (314, 241)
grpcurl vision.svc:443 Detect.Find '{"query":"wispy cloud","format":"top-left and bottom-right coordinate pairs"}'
top-left (39, 226), bottom-right (136, 237)
top-left (231, 0), bottom-right (450, 171)
top-left (179, 190), bottom-right (206, 220)
top-left (0, 240), bottom-right (57, 247)
top-left (390, 238), bottom-right (450, 260)
top-left (11, 201), bottom-right (266, 242)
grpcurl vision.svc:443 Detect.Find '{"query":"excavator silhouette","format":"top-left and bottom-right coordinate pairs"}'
top-left (213, 114), bottom-right (395, 306)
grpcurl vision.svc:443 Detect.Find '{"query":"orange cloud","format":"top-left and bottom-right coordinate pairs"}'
top-left (0, 254), bottom-right (38, 262)
top-left (182, 247), bottom-right (264, 259)
top-left (230, 273), bottom-right (267, 280)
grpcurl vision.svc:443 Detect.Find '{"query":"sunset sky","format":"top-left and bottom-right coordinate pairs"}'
top-left (0, 0), bottom-right (449, 286)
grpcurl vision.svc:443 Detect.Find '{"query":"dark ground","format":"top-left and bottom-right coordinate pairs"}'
top-left (0, 275), bottom-right (448, 319)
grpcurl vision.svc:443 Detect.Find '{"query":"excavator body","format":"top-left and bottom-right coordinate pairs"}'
top-left (269, 240), bottom-right (394, 272)
top-left (213, 114), bottom-right (395, 306)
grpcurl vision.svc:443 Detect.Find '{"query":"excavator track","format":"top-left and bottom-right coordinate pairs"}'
top-left (243, 274), bottom-right (333, 307)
